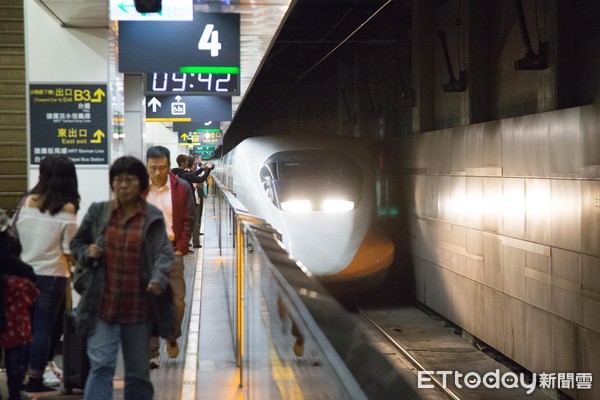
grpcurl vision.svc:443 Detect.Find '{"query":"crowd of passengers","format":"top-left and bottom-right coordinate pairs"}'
top-left (0, 148), bottom-right (213, 400)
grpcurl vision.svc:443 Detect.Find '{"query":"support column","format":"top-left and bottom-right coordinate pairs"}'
top-left (124, 74), bottom-right (145, 159)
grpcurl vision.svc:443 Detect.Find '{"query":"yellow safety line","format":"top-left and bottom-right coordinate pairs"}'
top-left (180, 221), bottom-right (204, 399)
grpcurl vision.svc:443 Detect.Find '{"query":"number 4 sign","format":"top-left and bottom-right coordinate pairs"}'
top-left (119, 13), bottom-right (240, 73)
top-left (199, 24), bottom-right (222, 57)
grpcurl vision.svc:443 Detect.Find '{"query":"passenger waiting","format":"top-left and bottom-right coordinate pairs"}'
top-left (0, 209), bottom-right (38, 400)
top-left (12, 155), bottom-right (79, 395)
top-left (171, 154), bottom-right (214, 249)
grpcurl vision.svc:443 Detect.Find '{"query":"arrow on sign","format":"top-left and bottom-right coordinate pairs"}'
top-left (90, 129), bottom-right (106, 143)
top-left (180, 133), bottom-right (189, 141)
top-left (148, 97), bottom-right (162, 112)
top-left (91, 88), bottom-right (106, 103)
top-left (118, 0), bottom-right (135, 13)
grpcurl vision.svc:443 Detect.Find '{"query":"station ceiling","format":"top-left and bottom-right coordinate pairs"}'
top-left (35, 0), bottom-right (406, 149)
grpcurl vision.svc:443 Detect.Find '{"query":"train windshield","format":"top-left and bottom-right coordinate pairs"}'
top-left (259, 150), bottom-right (362, 212)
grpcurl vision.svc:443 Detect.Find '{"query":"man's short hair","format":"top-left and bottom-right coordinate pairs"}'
top-left (186, 155), bottom-right (195, 168)
top-left (176, 154), bottom-right (189, 167)
top-left (146, 146), bottom-right (170, 163)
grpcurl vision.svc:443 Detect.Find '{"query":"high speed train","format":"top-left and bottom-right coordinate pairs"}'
top-left (215, 134), bottom-right (394, 290)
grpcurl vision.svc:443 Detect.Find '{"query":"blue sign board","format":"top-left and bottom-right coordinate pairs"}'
top-left (146, 72), bottom-right (238, 95)
top-left (145, 95), bottom-right (231, 122)
top-left (29, 84), bottom-right (108, 165)
top-left (173, 121), bottom-right (220, 132)
top-left (119, 13), bottom-right (240, 73)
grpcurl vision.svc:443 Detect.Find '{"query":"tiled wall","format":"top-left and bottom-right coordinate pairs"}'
top-left (405, 104), bottom-right (600, 400)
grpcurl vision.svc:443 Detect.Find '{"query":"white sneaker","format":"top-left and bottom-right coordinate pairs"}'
top-left (48, 360), bottom-right (63, 378)
top-left (43, 369), bottom-right (61, 387)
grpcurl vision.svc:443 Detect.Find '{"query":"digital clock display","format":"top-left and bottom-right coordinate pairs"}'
top-left (146, 72), bottom-right (238, 95)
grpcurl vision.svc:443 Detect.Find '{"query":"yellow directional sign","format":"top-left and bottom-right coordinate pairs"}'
top-left (29, 84), bottom-right (108, 165)
top-left (178, 132), bottom-right (200, 146)
top-left (90, 129), bottom-right (106, 143)
top-left (91, 88), bottom-right (106, 103)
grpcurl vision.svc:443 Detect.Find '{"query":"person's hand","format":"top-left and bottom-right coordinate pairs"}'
top-left (147, 282), bottom-right (163, 296)
top-left (87, 244), bottom-right (102, 258)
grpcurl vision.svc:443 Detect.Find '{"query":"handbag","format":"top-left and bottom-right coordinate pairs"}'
top-left (72, 202), bottom-right (112, 294)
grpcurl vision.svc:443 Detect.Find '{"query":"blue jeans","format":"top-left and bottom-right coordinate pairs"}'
top-left (85, 319), bottom-right (153, 400)
top-left (28, 275), bottom-right (67, 376)
top-left (3, 345), bottom-right (27, 400)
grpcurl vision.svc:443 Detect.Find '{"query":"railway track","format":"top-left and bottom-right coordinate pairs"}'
top-left (356, 305), bottom-right (555, 400)
top-left (358, 308), bottom-right (462, 400)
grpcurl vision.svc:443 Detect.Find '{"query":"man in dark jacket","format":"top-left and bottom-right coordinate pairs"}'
top-left (144, 146), bottom-right (195, 368)
top-left (171, 154), bottom-right (213, 248)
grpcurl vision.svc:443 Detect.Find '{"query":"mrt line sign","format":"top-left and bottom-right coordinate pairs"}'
top-left (118, 12), bottom-right (240, 73)
top-left (29, 84), bottom-right (108, 165)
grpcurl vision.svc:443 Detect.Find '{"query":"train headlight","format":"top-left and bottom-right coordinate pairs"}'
top-left (281, 200), bottom-right (312, 212)
top-left (322, 199), bottom-right (354, 212)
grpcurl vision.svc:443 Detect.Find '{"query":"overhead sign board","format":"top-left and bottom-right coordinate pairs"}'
top-left (119, 13), bottom-right (240, 73)
top-left (173, 121), bottom-right (220, 132)
top-left (110, 0), bottom-right (193, 21)
top-left (29, 84), bottom-right (108, 165)
top-left (178, 131), bottom-right (201, 146)
top-left (193, 144), bottom-right (216, 159)
top-left (145, 95), bottom-right (231, 122)
top-left (146, 72), bottom-right (238, 95)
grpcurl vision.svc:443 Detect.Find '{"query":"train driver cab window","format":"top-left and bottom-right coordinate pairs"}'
top-left (259, 162), bottom-right (278, 203)
top-left (260, 150), bottom-right (362, 212)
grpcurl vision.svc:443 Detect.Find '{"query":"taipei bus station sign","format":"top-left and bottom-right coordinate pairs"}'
top-left (29, 84), bottom-right (108, 165)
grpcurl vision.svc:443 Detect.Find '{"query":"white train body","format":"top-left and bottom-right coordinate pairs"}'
top-left (218, 134), bottom-right (393, 281)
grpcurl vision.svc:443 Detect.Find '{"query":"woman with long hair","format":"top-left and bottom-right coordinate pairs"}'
top-left (15, 155), bottom-right (80, 393)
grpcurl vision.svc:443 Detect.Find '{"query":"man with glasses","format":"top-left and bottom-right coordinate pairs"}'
top-left (144, 146), bottom-right (195, 369)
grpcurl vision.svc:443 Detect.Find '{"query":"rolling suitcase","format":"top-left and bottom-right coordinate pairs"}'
top-left (62, 308), bottom-right (90, 394)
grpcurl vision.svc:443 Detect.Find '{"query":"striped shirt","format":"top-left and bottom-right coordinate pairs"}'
top-left (100, 203), bottom-right (150, 324)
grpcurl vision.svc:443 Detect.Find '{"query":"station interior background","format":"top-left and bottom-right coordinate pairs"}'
top-left (1, 1), bottom-right (599, 399)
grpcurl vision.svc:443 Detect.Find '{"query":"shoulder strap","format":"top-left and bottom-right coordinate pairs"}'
top-left (9, 195), bottom-right (27, 239)
top-left (99, 201), bottom-right (113, 233)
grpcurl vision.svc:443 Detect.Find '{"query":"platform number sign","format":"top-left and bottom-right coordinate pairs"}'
top-left (199, 24), bottom-right (221, 57)
top-left (119, 13), bottom-right (240, 73)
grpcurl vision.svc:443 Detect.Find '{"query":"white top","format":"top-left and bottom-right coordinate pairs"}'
top-left (16, 205), bottom-right (77, 277)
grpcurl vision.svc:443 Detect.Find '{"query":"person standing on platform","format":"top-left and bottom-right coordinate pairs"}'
top-left (171, 154), bottom-right (213, 249)
top-left (0, 209), bottom-right (38, 400)
top-left (144, 146), bottom-right (194, 368)
top-left (70, 156), bottom-right (175, 400)
top-left (13, 155), bottom-right (79, 395)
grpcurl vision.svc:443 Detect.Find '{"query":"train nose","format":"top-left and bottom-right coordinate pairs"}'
top-left (287, 226), bottom-right (394, 279)
top-left (321, 226), bottom-right (395, 282)
top-left (288, 234), bottom-right (358, 275)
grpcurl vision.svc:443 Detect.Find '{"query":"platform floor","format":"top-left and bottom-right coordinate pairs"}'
top-left (1, 194), bottom-right (241, 400)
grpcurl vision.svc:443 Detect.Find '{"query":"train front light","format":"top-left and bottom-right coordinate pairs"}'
top-left (322, 199), bottom-right (354, 212)
top-left (281, 199), bottom-right (312, 212)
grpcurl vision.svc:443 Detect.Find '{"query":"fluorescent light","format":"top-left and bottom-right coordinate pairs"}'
top-left (322, 199), bottom-right (354, 212)
top-left (281, 200), bottom-right (312, 212)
